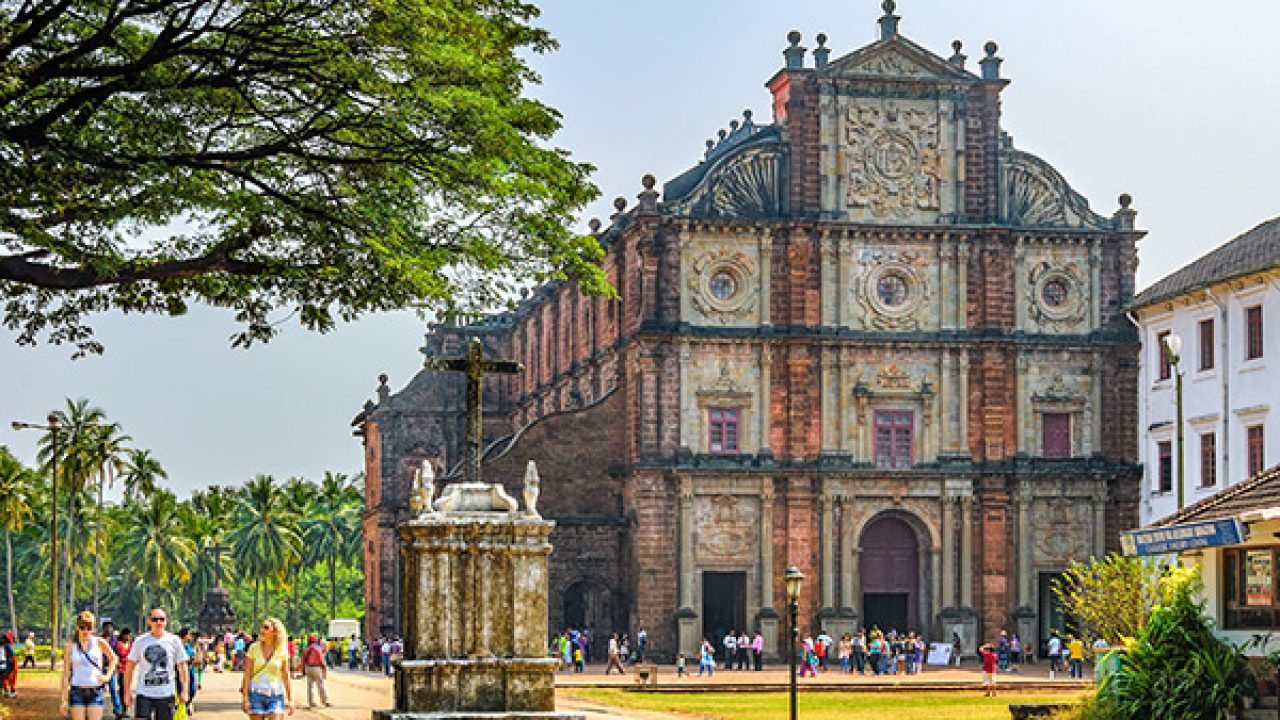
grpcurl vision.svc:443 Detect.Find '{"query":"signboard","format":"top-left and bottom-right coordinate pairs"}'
top-left (926, 642), bottom-right (953, 666)
top-left (1247, 550), bottom-right (1274, 607)
top-left (1120, 518), bottom-right (1247, 556)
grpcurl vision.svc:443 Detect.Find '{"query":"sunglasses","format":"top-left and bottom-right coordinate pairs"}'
top-left (149, 617), bottom-right (167, 623)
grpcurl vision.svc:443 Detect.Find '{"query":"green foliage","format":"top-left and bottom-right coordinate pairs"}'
top-left (1051, 553), bottom-right (1168, 645)
top-left (3, 397), bottom-right (365, 636)
top-left (1, 0), bottom-right (610, 356)
top-left (1078, 565), bottom-right (1254, 720)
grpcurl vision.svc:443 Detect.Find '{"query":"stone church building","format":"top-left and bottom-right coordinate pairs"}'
top-left (353, 6), bottom-right (1142, 659)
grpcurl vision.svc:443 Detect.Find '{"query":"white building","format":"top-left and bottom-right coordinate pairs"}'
top-left (1133, 216), bottom-right (1280, 525)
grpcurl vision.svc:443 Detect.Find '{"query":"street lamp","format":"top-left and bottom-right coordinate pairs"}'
top-left (1162, 334), bottom-right (1185, 510)
top-left (10, 415), bottom-right (60, 669)
top-left (784, 565), bottom-right (804, 720)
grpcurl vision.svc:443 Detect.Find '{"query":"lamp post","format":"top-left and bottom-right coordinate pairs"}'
top-left (1162, 334), bottom-right (1185, 510)
top-left (784, 565), bottom-right (804, 720)
top-left (11, 415), bottom-right (60, 669)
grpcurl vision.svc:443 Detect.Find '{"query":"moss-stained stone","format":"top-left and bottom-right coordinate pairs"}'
top-left (374, 487), bottom-right (582, 719)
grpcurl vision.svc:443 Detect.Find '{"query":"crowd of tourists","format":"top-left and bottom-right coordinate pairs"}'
top-left (0, 608), bottom-right (341, 719)
top-left (549, 627), bottom-right (651, 674)
top-left (335, 634), bottom-right (404, 676)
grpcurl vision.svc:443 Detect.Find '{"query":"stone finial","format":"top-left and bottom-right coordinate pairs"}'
top-left (783, 30), bottom-right (806, 70)
top-left (637, 173), bottom-right (659, 214)
top-left (1113, 193), bottom-right (1138, 231)
top-left (410, 459), bottom-right (438, 517)
top-left (522, 460), bottom-right (542, 519)
top-left (814, 33), bottom-right (831, 69)
top-left (704, 138), bottom-right (715, 158)
top-left (879, 0), bottom-right (901, 40)
top-left (980, 40), bottom-right (1002, 81)
top-left (610, 196), bottom-right (627, 221)
top-left (948, 40), bottom-right (967, 69)
top-left (588, 218), bottom-right (602, 234)
top-left (377, 373), bottom-right (390, 402)
top-left (742, 109), bottom-right (754, 126)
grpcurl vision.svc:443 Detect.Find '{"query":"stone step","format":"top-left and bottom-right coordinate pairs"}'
top-left (1260, 696), bottom-right (1279, 709)
top-left (1241, 709), bottom-right (1275, 720)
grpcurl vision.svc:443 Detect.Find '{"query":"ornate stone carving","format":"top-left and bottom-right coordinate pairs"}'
top-left (1026, 261), bottom-right (1087, 328)
top-left (1033, 499), bottom-right (1086, 564)
top-left (1002, 150), bottom-right (1110, 230)
top-left (669, 146), bottom-right (784, 219)
top-left (522, 460), bottom-right (541, 519)
top-left (845, 105), bottom-right (943, 218)
top-left (687, 246), bottom-right (759, 321)
top-left (850, 49), bottom-right (933, 78)
top-left (876, 363), bottom-right (913, 390)
top-left (694, 494), bottom-right (759, 562)
top-left (854, 248), bottom-right (932, 330)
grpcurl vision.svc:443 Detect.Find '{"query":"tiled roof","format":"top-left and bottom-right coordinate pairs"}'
top-left (1132, 216), bottom-right (1280, 309)
top-left (1152, 464), bottom-right (1280, 527)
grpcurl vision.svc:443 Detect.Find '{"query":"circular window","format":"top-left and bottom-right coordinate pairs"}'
top-left (876, 273), bottom-right (909, 308)
top-left (709, 271), bottom-right (738, 302)
top-left (1041, 279), bottom-right (1068, 308)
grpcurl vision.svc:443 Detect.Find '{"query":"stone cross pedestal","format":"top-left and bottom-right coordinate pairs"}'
top-left (373, 474), bottom-right (582, 720)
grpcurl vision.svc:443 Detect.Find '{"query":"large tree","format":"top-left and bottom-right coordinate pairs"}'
top-left (0, 0), bottom-right (606, 355)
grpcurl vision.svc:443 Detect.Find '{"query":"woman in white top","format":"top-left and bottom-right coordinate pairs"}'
top-left (60, 610), bottom-right (119, 720)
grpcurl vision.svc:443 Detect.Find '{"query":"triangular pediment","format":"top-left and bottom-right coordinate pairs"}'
top-left (825, 37), bottom-right (978, 82)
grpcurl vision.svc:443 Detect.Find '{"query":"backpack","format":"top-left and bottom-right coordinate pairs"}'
top-left (0, 646), bottom-right (11, 673)
top-left (303, 644), bottom-right (324, 667)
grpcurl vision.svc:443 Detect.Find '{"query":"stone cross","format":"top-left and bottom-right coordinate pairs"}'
top-left (423, 337), bottom-right (522, 484)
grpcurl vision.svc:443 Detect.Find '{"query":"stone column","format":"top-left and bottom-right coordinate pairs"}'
top-left (839, 497), bottom-right (856, 610)
top-left (759, 232), bottom-right (773, 326)
top-left (758, 478), bottom-right (779, 658)
top-left (677, 476), bottom-right (700, 657)
top-left (941, 493), bottom-right (955, 608)
top-left (1017, 482), bottom-right (1032, 609)
top-left (821, 351), bottom-right (837, 450)
top-left (679, 477), bottom-right (696, 609)
top-left (760, 343), bottom-right (772, 453)
top-left (679, 341), bottom-right (693, 450)
top-left (1093, 488), bottom-right (1108, 557)
top-left (1090, 351), bottom-right (1103, 455)
top-left (821, 492), bottom-right (836, 610)
top-left (1016, 353), bottom-right (1029, 455)
top-left (957, 240), bottom-right (970, 329)
top-left (960, 494), bottom-right (973, 608)
top-left (959, 349), bottom-right (970, 453)
top-left (941, 350), bottom-right (955, 453)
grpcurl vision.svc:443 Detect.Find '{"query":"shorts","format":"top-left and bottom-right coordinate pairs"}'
top-left (981, 671), bottom-right (996, 686)
top-left (248, 689), bottom-right (287, 714)
top-left (134, 694), bottom-right (176, 720)
top-left (69, 685), bottom-right (106, 707)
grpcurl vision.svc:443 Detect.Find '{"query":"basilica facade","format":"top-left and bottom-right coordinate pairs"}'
top-left (354, 7), bottom-right (1142, 659)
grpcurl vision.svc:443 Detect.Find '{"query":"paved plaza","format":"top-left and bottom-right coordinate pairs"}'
top-left (0, 661), bottom-right (1091, 720)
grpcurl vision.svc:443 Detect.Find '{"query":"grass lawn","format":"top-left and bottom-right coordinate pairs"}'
top-left (562, 688), bottom-right (1087, 720)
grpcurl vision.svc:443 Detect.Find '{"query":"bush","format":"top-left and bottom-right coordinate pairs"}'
top-left (1074, 565), bottom-right (1253, 720)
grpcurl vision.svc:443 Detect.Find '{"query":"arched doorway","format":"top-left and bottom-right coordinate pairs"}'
top-left (562, 580), bottom-right (613, 658)
top-left (860, 515), bottom-right (920, 634)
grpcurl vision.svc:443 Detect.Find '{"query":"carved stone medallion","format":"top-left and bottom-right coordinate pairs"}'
top-left (694, 494), bottom-right (759, 563)
top-left (687, 247), bottom-right (759, 321)
top-left (844, 105), bottom-right (943, 219)
top-left (1026, 262), bottom-right (1086, 328)
top-left (854, 248), bottom-right (931, 329)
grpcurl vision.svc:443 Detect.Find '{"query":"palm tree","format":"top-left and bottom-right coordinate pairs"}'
top-left (37, 398), bottom-right (109, 638)
top-left (303, 472), bottom-right (362, 620)
top-left (121, 449), bottom-right (167, 503)
top-left (179, 490), bottom-right (238, 613)
top-left (228, 475), bottom-right (301, 619)
top-left (80, 422), bottom-right (131, 619)
top-left (0, 450), bottom-right (35, 635)
top-left (119, 492), bottom-right (195, 629)
top-left (281, 477), bottom-right (314, 629)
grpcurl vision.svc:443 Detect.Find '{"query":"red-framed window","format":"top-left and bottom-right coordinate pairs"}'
top-left (1247, 306), bottom-right (1264, 360)
top-left (1157, 330), bottom-right (1172, 380)
top-left (708, 407), bottom-right (740, 455)
top-left (1157, 441), bottom-right (1173, 494)
top-left (1249, 424), bottom-right (1266, 477)
top-left (1200, 432), bottom-right (1217, 488)
top-left (1199, 319), bottom-right (1215, 371)
top-left (874, 410), bottom-right (914, 469)
top-left (1042, 413), bottom-right (1071, 458)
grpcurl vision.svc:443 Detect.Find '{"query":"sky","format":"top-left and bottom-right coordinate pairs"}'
top-left (3, 0), bottom-right (1279, 497)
